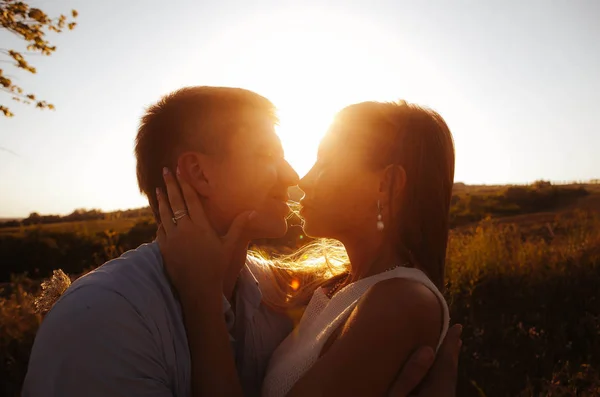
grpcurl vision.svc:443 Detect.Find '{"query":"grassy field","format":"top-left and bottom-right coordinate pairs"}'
top-left (1, 182), bottom-right (600, 396)
top-left (2, 182), bottom-right (598, 236)
top-left (0, 218), bottom-right (145, 236)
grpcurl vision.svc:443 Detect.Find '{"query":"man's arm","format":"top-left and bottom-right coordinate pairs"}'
top-left (388, 324), bottom-right (462, 397)
top-left (22, 285), bottom-right (173, 397)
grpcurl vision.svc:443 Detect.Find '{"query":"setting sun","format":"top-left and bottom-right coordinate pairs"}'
top-left (192, 8), bottom-right (457, 177)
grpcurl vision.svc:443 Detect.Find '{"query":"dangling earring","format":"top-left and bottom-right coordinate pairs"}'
top-left (377, 200), bottom-right (385, 231)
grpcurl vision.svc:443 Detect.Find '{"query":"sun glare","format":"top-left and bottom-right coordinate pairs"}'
top-left (176, 7), bottom-right (470, 179)
top-left (192, 8), bottom-right (439, 177)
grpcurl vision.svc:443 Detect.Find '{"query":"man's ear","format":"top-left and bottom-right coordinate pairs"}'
top-left (378, 164), bottom-right (407, 204)
top-left (177, 152), bottom-right (213, 197)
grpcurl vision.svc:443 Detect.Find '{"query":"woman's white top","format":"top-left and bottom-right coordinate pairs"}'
top-left (261, 267), bottom-right (450, 397)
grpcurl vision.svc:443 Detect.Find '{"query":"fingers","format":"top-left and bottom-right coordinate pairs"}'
top-left (224, 210), bottom-right (257, 245)
top-left (175, 166), bottom-right (208, 225)
top-left (417, 324), bottom-right (462, 397)
top-left (157, 187), bottom-right (175, 235)
top-left (436, 324), bottom-right (462, 372)
top-left (156, 223), bottom-right (167, 252)
top-left (162, 167), bottom-right (189, 222)
top-left (388, 347), bottom-right (435, 397)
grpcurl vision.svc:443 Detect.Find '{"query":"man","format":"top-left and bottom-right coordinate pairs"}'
top-left (23, 87), bottom-right (460, 396)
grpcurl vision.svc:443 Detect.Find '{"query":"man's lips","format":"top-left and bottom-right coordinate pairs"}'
top-left (270, 191), bottom-right (289, 202)
top-left (267, 196), bottom-right (291, 213)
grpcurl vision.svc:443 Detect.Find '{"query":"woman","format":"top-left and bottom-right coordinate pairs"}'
top-left (158, 100), bottom-right (456, 396)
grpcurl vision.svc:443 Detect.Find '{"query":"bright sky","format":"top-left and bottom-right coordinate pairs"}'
top-left (1, 0), bottom-right (599, 218)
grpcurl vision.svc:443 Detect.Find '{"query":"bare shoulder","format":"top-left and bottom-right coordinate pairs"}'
top-left (343, 277), bottom-right (443, 344)
top-left (362, 277), bottom-right (442, 314)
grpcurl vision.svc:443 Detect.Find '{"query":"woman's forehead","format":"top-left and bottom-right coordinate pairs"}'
top-left (317, 129), bottom-right (367, 160)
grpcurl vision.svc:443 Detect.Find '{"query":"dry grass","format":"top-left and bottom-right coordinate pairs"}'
top-left (0, 183), bottom-right (599, 396)
top-left (446, 210), bottom-right (600, 396)
top-left (0, 218), bottom-right (142, 236)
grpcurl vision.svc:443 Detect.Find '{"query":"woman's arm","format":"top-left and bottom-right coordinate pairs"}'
top-left (156, 167), bottom-right (249, 397)
top-left (179, 291), bottom-right (243, 397)
top-left (288, 278), bottom-right (443, 397)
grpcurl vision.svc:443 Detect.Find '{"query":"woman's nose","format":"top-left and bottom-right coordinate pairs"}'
top-left (280, 159), bottom-right (300, 187)
top-left (298, 171), bottom-right (312, 194)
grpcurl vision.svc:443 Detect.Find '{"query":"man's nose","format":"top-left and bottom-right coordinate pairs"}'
top-left (297, 170), bottom-right (312, 195)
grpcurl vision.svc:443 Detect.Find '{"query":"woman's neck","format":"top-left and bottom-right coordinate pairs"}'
top-left (343, 233), bottom-right (402, 284)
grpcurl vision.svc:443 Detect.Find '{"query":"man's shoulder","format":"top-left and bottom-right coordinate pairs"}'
top-left (23, 242), bottom-right (188, 397)
top-left (56, 242), bottom-right (173, 318)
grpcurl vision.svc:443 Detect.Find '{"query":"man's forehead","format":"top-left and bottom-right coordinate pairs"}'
top-left (232, 116), bottom-right (282, 149)
top-left (238, 121), bottom-right (277, 139)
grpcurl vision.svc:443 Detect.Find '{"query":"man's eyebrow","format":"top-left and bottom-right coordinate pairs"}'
top-left (272, 135), bottom-right (285, 157)
top-left (255, 134), bottom-right (285, 157)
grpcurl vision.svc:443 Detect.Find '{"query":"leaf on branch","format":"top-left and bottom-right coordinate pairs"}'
top-left (34, 100), bottom-right (52, 109)
top-left (28, 8), bottom-right (47, 23)
top-left (57, 15), bottom-right (66, 29)
top-left (0, 106), bottom-right (14, 117)
top-left (1, 3), bottom-right (78, 117)
top-left (0, 76), bottom-right (12, 88)
top-left (8, 50), bottom-right (36, 73)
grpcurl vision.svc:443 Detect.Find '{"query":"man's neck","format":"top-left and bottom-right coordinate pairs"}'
top-left (222, 239), bottom-right (251, 303)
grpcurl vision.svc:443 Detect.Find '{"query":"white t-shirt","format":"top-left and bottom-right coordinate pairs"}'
top-left (22, 242), bottom-right (292, 397)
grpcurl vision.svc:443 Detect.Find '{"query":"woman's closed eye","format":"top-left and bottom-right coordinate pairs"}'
top-left (255, 149), bottom-right (275, 159)
top-left (258, 148), bottom-right (284, 161)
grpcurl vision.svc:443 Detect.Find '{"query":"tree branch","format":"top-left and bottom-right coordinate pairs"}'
top-left (1, 1), bottom-right (77, 117)
top-left (0, 146), bottom-right (19, 156)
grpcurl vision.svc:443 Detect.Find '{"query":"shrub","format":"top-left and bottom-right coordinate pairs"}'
top-left (1, 211), bottom-right (599, 396)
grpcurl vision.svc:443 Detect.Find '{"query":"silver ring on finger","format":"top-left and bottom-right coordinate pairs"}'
top-left (171, 210), bottom-right (188, 225)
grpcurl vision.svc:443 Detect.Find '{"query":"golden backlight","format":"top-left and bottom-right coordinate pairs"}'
top-left (200, 8), bottom-right (450, 178)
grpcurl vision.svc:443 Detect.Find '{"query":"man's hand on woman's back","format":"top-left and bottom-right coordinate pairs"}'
top-left (388, 324), bottom-right (462, 397)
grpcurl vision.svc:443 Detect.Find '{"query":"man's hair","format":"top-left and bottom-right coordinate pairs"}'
top-left (135, 86), bottom-right (277, 219)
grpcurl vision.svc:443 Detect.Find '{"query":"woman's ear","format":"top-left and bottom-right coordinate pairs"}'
top-left (379, 164), bottom-right (407, 203)
top-left (178, 152), bottom-right (212, 197)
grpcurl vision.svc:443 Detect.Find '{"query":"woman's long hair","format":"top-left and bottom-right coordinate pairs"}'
top-left (253, 101), bottom-right (455, 312)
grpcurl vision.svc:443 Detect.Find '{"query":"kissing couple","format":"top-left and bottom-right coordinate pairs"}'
top-left (24, 86), bottom-right (462, 397)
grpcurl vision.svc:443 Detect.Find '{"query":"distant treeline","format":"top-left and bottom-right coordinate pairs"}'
top-left (450, 181), bottom-right (589, 226)
top-left (0, 182), bottom-right (591, 284)
top-left (0, 207), bottom-right (154, 228)
top-left (0, 181), bottom-right (590, 229)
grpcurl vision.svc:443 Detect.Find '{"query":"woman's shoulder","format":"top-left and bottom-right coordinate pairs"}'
top-left (332, 276), bottom-right (445, 361)
top-left (352, 276), bottom-right (444, 337)
top-left (364, 277), bottom-right (441, 311)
